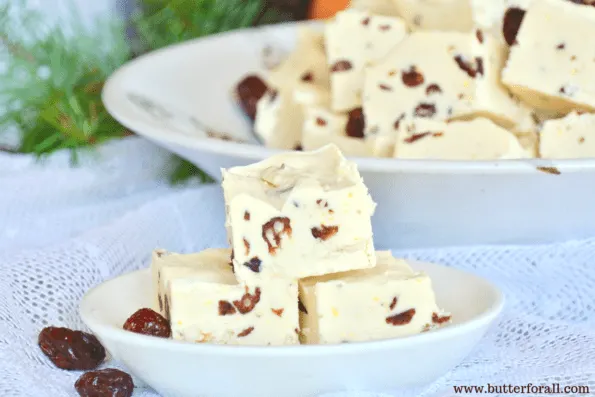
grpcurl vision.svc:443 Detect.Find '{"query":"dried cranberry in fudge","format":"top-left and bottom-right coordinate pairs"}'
top-left (236, 75), bottom-right (268, 120)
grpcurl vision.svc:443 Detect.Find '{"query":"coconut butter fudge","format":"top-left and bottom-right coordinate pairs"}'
top-left (540, 112), bottom-right (595, 159)
top-left (222, 144), bottom-right (376, 281)
top-left (151, 248), bottom-right (233, 316)
top-left (131, 145), bottom-right (453, 347)
top-left (363, 30), bottom-right (530, 142)
top-left (325, 9), bottom-right (407, 112)
top-left (502, 0), bottom-right (595, 114)
top-left (252, 27), bottom-right (331, 150)
top-left (254, 89), bottom-right (304, 150)
top-left (151, 248), bottom-right (299, 346)
top-left (301, 106), bottom-right (394, 157)
top-left (299, 251), bottom-right (451, 344)
top-left (394, 118), bottom-right (534, 160)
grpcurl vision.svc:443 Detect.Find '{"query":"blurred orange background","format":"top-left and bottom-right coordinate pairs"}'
top-left (309, 0), bottom-right (349, 19)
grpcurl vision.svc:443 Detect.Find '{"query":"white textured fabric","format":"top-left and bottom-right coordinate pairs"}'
top-left (0, 137), bottom-right (594, 397)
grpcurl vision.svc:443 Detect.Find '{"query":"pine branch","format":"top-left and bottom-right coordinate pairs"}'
top-left (0, 0), bottom-right (303, 182)
top-left (0, 0), bottom-right (131, 163)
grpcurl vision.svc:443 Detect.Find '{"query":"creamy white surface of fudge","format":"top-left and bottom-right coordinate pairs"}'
top-left (325, 9), bottom-right (407, 112)
top-left (540, 112), bottom-right (595, 159)
top-left (254, 89), bottom-right (304, 150)
top-left (153, 249), bottom-right (299, 346)
top-left (268, 27), bottom-right (330, 91)
top-left (394, 118), bottom-right (534, 160)
top-left (392, 0), bottom-right (473, 32)
top-left (502, 0), bottom-right (595, 114)
top-left (299, 251), bottom-right (450, 344)
top-left (363, 31), bottom-right (528, 141)
top-left (151, 248), bottom-right (232, 317)
top-left (302, 106), bottom-right (394, 157)
top-left (221, 144), bottom-right (377, 282)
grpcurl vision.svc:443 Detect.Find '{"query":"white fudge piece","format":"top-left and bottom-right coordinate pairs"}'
top-left (326, 9), bottom-right (407, 112)
top-left (502, 0), bottom-right (595, 114)
top-left (363, 30), bottom-right (528, 140)
top-left (471, 0), bottom-right (532, 47)
top-left (302, 106), bottom-right (394, 157)
top-left (394, 118), bottom-right (534, 160)
top-left (349, 0), bottom-right (401, 16)
top-left (221, 144), bottom-right (377, 282)
top-left (299, 251), bottom-right (451, 344)
top-left (269, 27), bottom-right (330, 90)
top-left (154, 249), bottom-right (299, 346)
top-left (392, 0), bottom-right (473, 32)
top-left (469, 30), bottom-right (530, 130)
top-left (540, 112), bottom-right (595, 159)
top-left (151, 248), bottom-right (232, 317)
top-left (254, 89), bottom-right (303, 150)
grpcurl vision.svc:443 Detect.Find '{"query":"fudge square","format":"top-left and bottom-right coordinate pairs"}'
top-left (502, 0), bottom-right (595, 114)
top-left (363, 30), bottom-right (530, 141)
top-left (540, 112), bottom-right (595, 159)
top-left (150, 248), bottom-right (233, 316)
top-left (394, 118), bottom-right (535, 160)
top-left (221, 144), bottom-right (377, 282)
top-left (325, 9), bottom-right (407, 112)
top-left (151, 248), bottom-right (299, 346)
top-left (299, 251), bottom-right (451, 344)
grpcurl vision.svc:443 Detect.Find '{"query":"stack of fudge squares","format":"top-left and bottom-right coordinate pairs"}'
top-left (236, 0), bottom-right (595, 160)
top-left (151, 145), bottom-right (451, 346)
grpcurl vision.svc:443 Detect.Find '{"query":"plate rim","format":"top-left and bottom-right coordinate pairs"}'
top-left (79, 261), bottom-right (504, 357)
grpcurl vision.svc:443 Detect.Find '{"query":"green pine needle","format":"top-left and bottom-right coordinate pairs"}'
top-left (0, 0), bottom-right (131, 162)
top-left (0, 0), bottom-right (287, 182)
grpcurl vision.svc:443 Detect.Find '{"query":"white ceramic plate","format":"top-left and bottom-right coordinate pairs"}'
top-left (102, 22), bottom-right (595, 249)
top-left (80, 261), bottom-right (503, 397)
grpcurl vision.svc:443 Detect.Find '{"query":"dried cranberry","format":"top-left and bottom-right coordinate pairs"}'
top-left (123, 308), bottom-right (171, 338)
top-left (454, 56), bottom-right (483, 78)
top-left (425, 84), bottom-right (442, 95)
top-left (38, 327), bottom-right (106, 370)
top-left (311, 225), bottom-right (339, 241)
top-left (330, 60), bottom-right (353, 72)
top-left (298, 298), bottom-right (308, 314)
top-left (389, 297), bottom-right (398, 310)
top-left (301, 71), bottom-right (314, 82)
top-left (386, 308), bottom-right (416, 326)
top-left (432, 313), bottom-right (452, 324)
top-left (404, 132), bottom-right (431, 144)
top-left (502, 7), bottom-right (526, 46)
top-left (243, 257), bottom-right (262, 273)
top-left (75, 368), bottom-right (134, 397)
top-left (476, 29), bottom-right (484, 44)
top-left (401, 66), bottom-right (425, 87)
top-left (346, 108), bottom-right (365, 138)
top-left (233, 287), bottom-right (261, 314)
top-left (262, 217), bottom-right (292, 255)
top-left (237, 326), bottom-right (255, 338)
top-left (236, 75), bottom-right (268, 121)
top-left (393, 113), bottom-right (406, 130)
top-left (219, 300), bottom-right (237, 316)
top-left (414, 103), bottom-right (437, 118)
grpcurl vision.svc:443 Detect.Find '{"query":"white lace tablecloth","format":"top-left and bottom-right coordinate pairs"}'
top-left (0, 137), bottom-right (594, 397)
